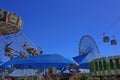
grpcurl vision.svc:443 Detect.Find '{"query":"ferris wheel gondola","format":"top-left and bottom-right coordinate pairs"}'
top-left (103, 32), bottom-right (110, 43)
top-left (110, 36), bottom-right (117, 46)
top-left (103, 32), bottom-right (117, 46)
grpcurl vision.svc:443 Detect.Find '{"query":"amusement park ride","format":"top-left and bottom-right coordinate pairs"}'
top-left (103, 32), bottom-right (117, 46)
top-left (79, 35), bottom-right (100, 55)
top-left (0, 9), bottom-right (43, 60)
top-left (0, 8), bottom-right (119, 80)
top-left (78, 35), bottom-right (101, 63)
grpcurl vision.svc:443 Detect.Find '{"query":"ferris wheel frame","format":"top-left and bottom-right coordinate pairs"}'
top-left (79, 35), bottom-right (100, 55)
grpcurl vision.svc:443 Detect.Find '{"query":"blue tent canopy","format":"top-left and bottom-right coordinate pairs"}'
top-left (79, 63), bottom-right (89, 69)
top-left (2, 54), bottom-right (74, 69)
top-left (72, 53), bottom-right (88, 64)
top-left (72, 54), bottom-right (89, 69)
top-left (73, 52), bottom-right (101, 69)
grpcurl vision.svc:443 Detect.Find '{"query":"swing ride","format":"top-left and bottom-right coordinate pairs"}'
top-left (0, 9), bottom-right (43, 60)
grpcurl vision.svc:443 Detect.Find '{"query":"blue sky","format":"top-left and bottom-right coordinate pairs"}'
top-left (0, 0), bottom-right (120, 61)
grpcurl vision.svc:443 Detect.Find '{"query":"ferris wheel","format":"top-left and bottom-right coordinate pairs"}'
top-left (79, 35), bottom-right (100, 55)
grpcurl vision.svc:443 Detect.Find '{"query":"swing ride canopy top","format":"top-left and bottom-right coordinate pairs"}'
top-left (2, 54), bottom-right (74, 69)
top-left (0, 9), bottom-right (23, 35)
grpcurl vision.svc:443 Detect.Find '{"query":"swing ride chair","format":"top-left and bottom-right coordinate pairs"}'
top-left (4, 44), bottom-right (15, 59)
top-left (23, 43), bottom-right (39, 56)
top-left (2, 39), bottom-right (15, 59)
top-left (26, 47), bottom-right (38, 56)
top-left (19, 51), bottom-right (28, 58)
